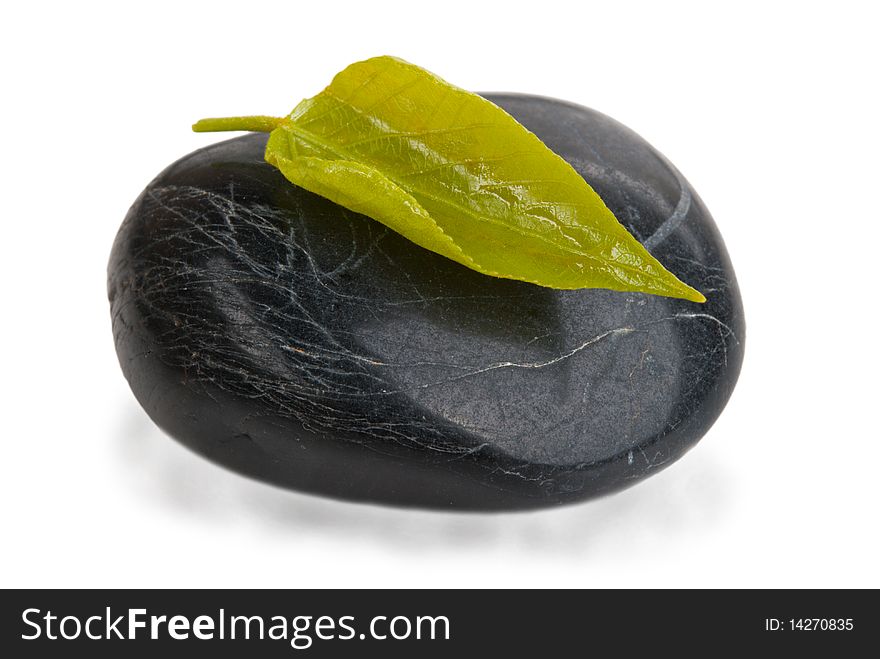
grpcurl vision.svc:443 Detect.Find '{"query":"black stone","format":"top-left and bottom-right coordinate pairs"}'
top-left (108, 94), bottom-right (745, 510)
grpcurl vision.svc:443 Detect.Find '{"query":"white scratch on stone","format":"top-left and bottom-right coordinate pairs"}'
top-left (673, 312), bottom-right (739, 343)
top-left (644, 167), bottom-right (691, 251)
top-left (416, 326), bottom-right (635, 388)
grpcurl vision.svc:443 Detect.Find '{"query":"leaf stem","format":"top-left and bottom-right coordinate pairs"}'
top-left (192, 116), bottom-right (284, 133)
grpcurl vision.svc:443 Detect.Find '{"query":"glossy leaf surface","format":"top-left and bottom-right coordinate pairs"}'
top-left (195, 56), bottom-right (704, 302)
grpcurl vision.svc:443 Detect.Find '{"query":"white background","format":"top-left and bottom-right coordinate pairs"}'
top-left (2, 1), bottom-right (877, 588)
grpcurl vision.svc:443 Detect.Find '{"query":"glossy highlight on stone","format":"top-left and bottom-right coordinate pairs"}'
top-left (108, 94), bottom-right (745, 510)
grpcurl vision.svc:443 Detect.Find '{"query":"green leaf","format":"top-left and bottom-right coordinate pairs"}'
top-left (193, 56), bottom-right (705, 302)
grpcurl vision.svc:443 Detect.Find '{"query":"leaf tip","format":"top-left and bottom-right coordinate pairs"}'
top-left (192, 116), bottom-right (284, 133)
top-left (680, 285), bottom-right (707, 304)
